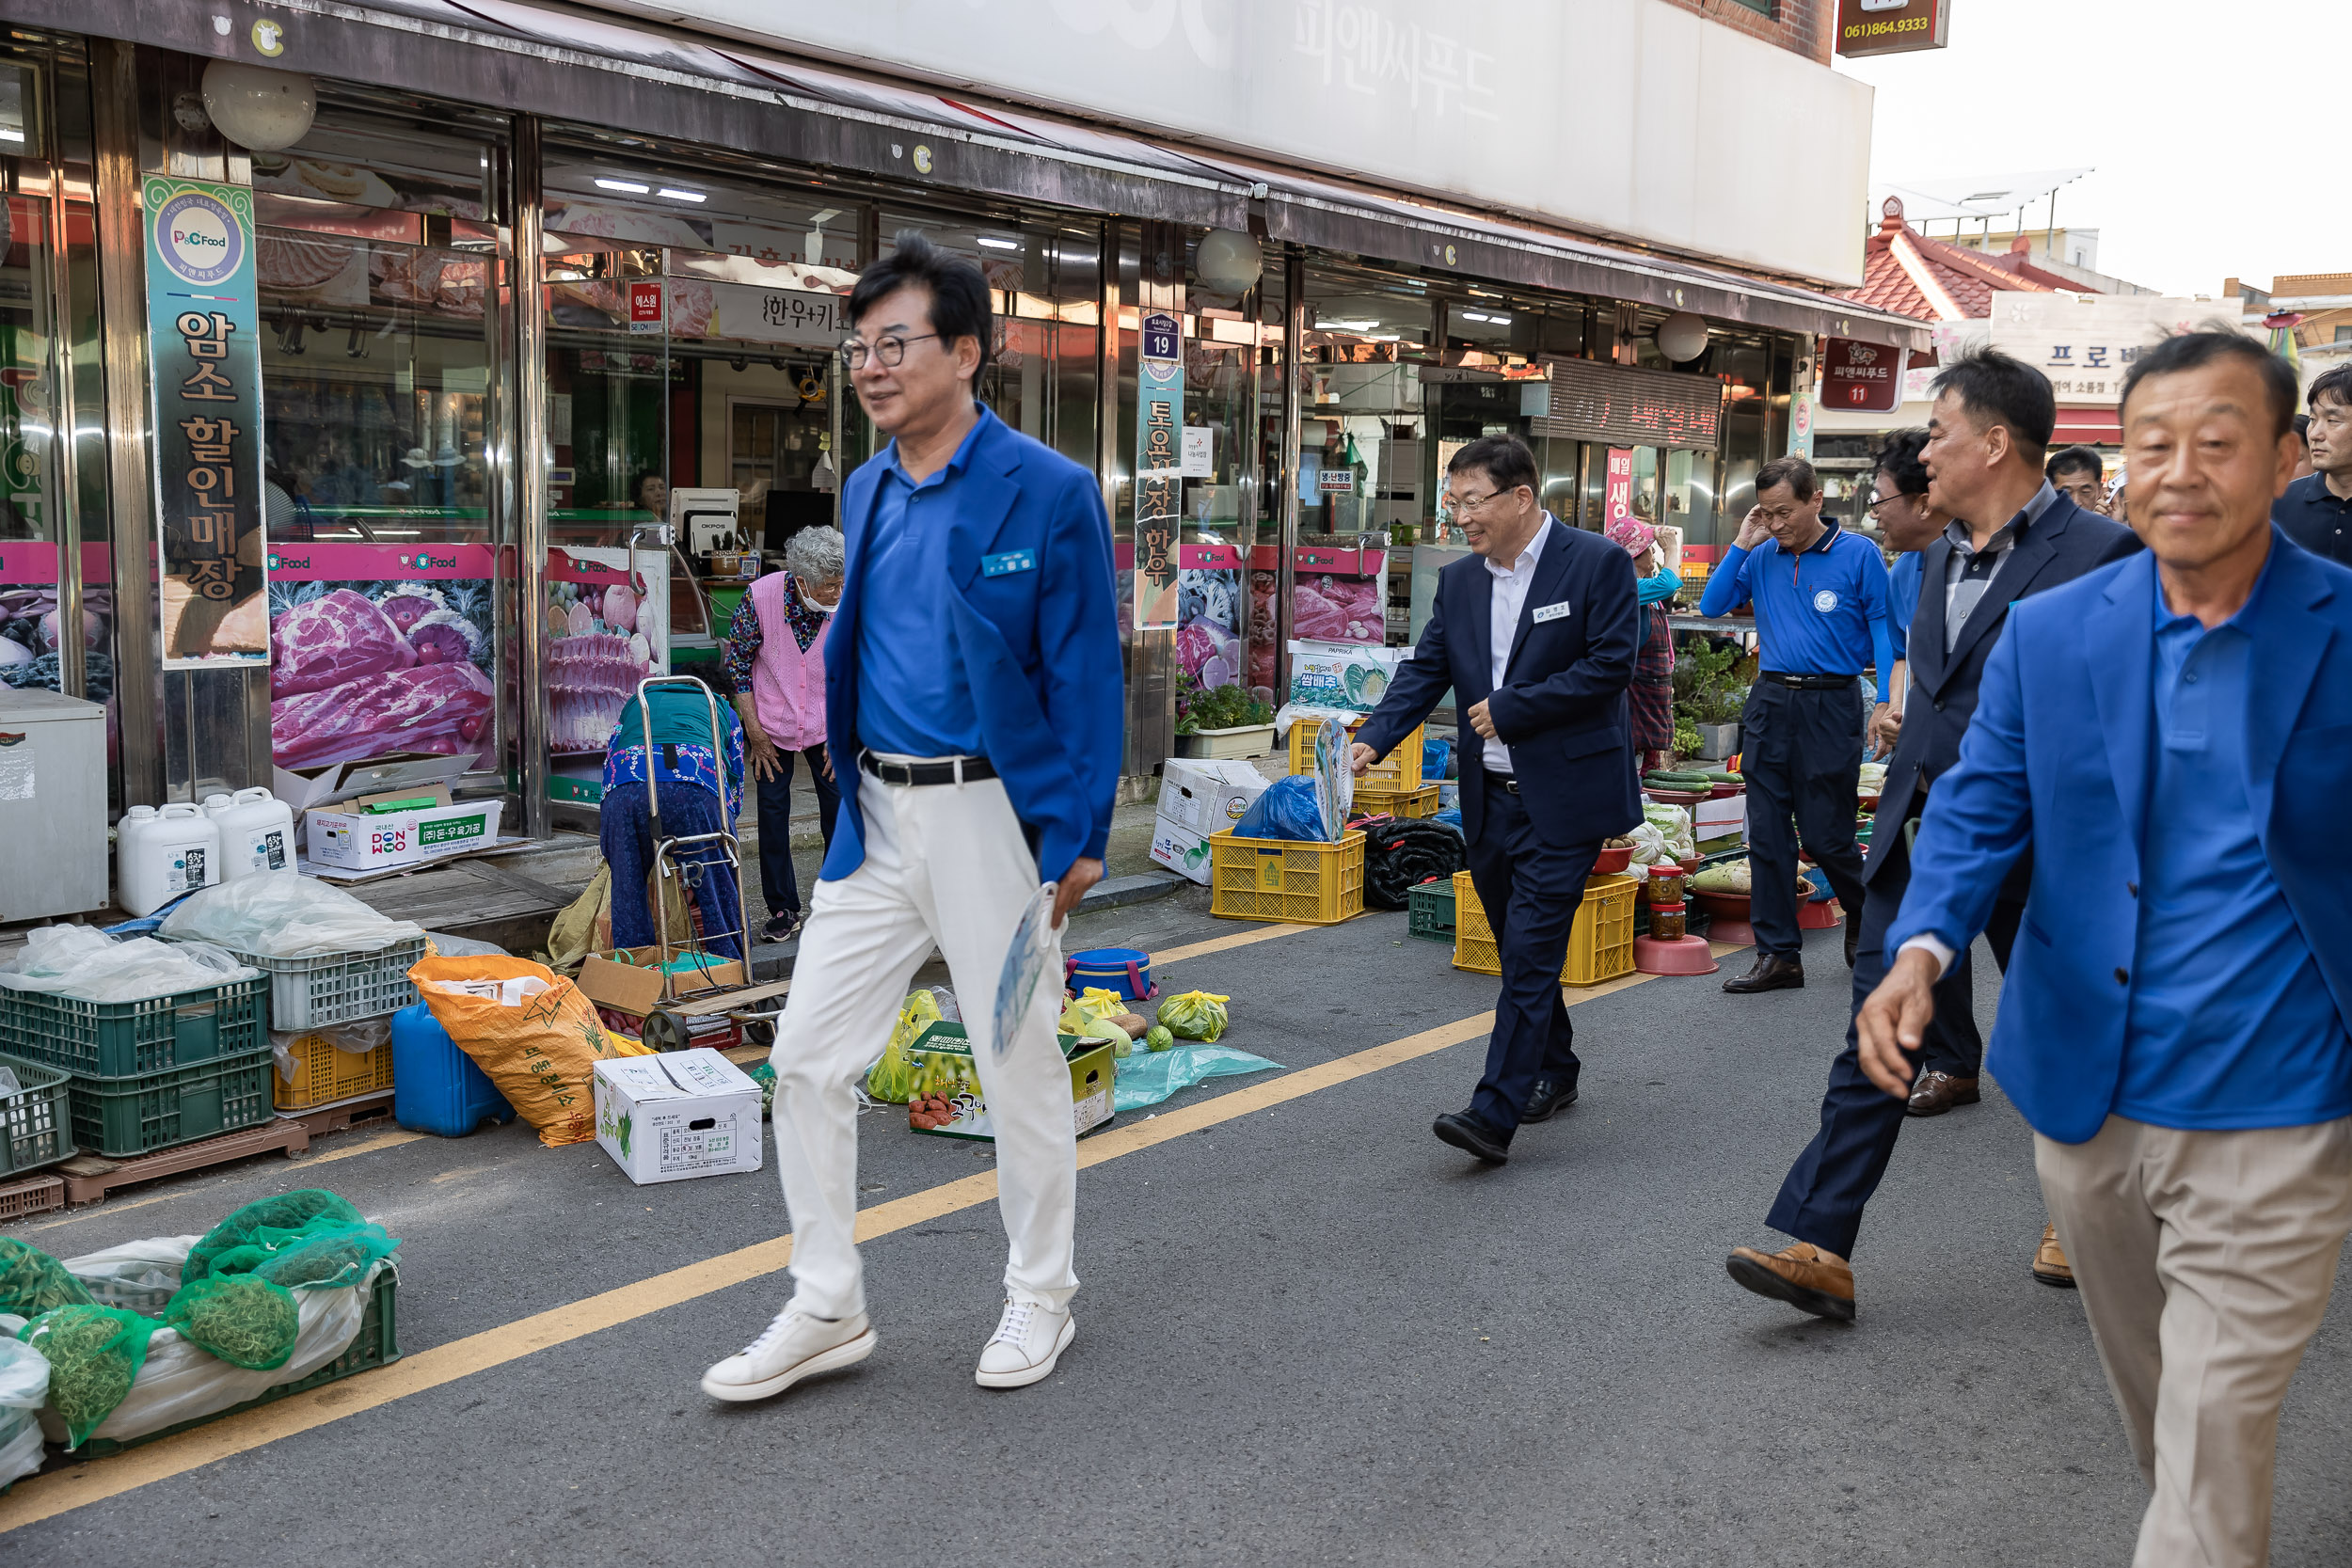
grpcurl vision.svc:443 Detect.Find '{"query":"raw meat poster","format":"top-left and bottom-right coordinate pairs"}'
top-left (265, 543), bottom-right (497, 770)
top-left (1175, 543), bottom-right (1246, 693)
top-left (546, 545), bottom-right (670, 755)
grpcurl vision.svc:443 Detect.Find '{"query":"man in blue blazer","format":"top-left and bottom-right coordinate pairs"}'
top-left (1860, 333), bottom-right (2352, 1568)
top-left (705, 233), bottom-right (1120, 1405)
top-left (1354, 435), bottom-right (1641, 1164)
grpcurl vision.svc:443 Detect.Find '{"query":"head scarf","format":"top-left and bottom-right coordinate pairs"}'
top-left (1605, 517), bottom-right (1658, 559)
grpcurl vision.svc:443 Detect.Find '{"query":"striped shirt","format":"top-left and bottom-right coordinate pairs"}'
top-left (1941, 482), bottom-right (2056, 653)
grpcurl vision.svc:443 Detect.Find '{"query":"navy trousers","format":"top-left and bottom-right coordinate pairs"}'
top-left (1740, 679), bottom-right (1868, 957)
top-left (1462, 774), bottom-right (1601, 1139)
top-left (755, 744), bottom-right (840, 920)
top-left (1766, 826), bottom-right (2020, 1258)
top-left (600, 780), bottom-right (744, 961)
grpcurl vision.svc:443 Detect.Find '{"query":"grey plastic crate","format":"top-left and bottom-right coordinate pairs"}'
top-left (223, 937), bottom-right (428, 1032)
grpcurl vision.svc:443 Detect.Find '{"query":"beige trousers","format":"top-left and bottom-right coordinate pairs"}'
top-left (2037, 1115), bottom-right (2352, 1568)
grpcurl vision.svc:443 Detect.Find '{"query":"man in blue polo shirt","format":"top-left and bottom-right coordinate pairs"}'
top-left (2273, 364), bottom-right (2352, 567)
top-left (1697, 455), bottom-right (1891, 993)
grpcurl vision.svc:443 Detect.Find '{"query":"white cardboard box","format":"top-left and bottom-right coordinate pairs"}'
top-left (593, 1048), bottom-right (765, 1185)
top-left (274, 752), bottom-right (479, 817)
top-left (1694, 792), bottom-right (1746, 843)
top-left (1149, 819), bottom-right (1216, 884)
top-left (307, 799), bottom-right (505, 871)
top-left (1157, 758), bottom-right (1269, 838)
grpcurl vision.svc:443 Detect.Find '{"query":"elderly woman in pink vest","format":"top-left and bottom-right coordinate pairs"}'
top-left (723, 525), bottom-right (845, 942)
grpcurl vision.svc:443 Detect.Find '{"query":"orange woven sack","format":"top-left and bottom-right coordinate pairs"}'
top-left (406, 955), bottom-right (647, 1146)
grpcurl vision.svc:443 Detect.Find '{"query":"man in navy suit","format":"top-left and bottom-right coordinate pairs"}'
top-left (704, 232), bottom-right (1120, 1403)
top-left (1863, 334), bottom-right (2352, 1567)
top-left (1727, 354), bottom-right (2138, 1322)
top-left (1353, 435), bottom-right (1640, 1164)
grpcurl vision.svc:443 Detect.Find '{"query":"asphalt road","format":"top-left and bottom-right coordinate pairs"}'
top-left (7, 892), bottom-right (2348, 1566)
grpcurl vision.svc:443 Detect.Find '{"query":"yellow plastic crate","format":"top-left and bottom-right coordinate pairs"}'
top-left (1450, 869), bottom-right (1639, 986)
top-left (1209, 830), bottom-right (1366, 926)
top-left (273, 1032), bottom-right (396, 1111)
top-left (1351, 782), bottom-right (1440, 819)
top-left (1289, 717), bottom-right (1423, 793)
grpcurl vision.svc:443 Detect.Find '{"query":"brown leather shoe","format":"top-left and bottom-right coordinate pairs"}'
top-left (1905, 1070), bottom-right (1980, 1117)
top-left (1722, 953), bottom-right (1804, 993)
top-left (2032, 1223), bottom-right (2075, 1289)
top-left (1725, 1243), bottom-right (1855, 1323)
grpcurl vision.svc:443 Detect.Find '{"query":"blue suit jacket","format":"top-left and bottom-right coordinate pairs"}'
top-left (819, 409), bottom-right (1122, 885)
top-left (1889, 534), bottom-right (2352, 1143)
top-left (1357, 518), bottom-right (1641, 848)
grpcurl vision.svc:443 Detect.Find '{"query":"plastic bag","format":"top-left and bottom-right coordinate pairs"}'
top-left (270, 1016), bottom-right (394, 1083)
top-left (0, 1238), bottom-right (95, 1320)
top-left (1642, 803), bottom-right (1696, 861)
top-left (20, 1304), bottom-right (158, 1448)
top-left (185, 1192), bottom-right (364, 1284)
top-left (1156, 990), bottom-right (1231, 1044)
top-left (0, 1338), bottom-right (46, 1491)
top-left (407, 955), bottom-right (636, 1146)
top-left (66, 1235), bottom-right (196, 1317)
top-left (424, 930), bottom-right (509, 958)
top-left (1113, 1043), bottom-right (1280, 1113)
top-left (1232, 776), bottom-right (1333, 843)
top-left (0, 924), bottom-right (257, 1003)
top-left (863, 990), bottom-right (942, 1103)
top-left (0, 1066), bottom-right (15, 1099)
top-left (1059, 991), bottom-right (1138, 1058)
top-left (160, 871), bottom-right (424, 958)
top-left (162, 1275), bottom-right (301, 1371)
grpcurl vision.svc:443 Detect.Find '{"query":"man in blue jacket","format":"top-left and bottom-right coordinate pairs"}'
top-left (703, 233), bottom-right (1120, 1403)
top-left (1354, 435), bottom-right (1641, 1164)
top-left (1860, 333), bottom-right (2352, 1568)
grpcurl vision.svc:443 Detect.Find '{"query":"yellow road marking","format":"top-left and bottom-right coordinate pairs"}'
top-left (0, 939), bottom-right (1736, 1530)
top-left (301, 1128), bottom-right (427, 1168)
top-left (1148, 924), bottom-right (1312, 969)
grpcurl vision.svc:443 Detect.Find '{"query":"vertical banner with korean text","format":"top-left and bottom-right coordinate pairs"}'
top-left (1133, 309), bottom-right (1184, 632)
top-left (144, 177), bottom-right (267, 669)
top-left (1604, 448), bottom-right (1635, 533)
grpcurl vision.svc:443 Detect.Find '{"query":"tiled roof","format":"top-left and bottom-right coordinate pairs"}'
top-left (1838, 200), bottom-right (2073, 323)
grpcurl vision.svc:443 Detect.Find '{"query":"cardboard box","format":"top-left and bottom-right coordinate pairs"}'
top-left (1694, 792), bottom-right (1746, 844)
top-left (578, 947), bottom-right (749, 1016)
top-left (1149, 819), bottom-right (1216, 884)
top-left (594, 1047), bottom-right (765, 1184)
top-left (903, 1022), bottom-right (1114, 1142)
top-left (1152, 759), bottom-right (1269, 884)
top-left (306, 797), bottom-right (504, 871)
top-left (274, 752), bottom-right (479, 818)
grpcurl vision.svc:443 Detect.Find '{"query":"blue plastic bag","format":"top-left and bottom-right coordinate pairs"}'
top-left (1422, 734), bottom-right (1454, 781)
top-left (1232, 775), bottom-right (1333, 842)
top-left (1112, 1044), bottom-right (1282, 1114)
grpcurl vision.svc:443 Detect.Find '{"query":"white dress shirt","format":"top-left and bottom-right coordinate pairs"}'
top-left (1482, 517), bottom-right (1550, 773)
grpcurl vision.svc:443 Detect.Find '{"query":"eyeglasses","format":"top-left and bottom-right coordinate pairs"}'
top-left (1449, 486), bottom-right (1520, 515)
top-left (837, 332), bottom-right (942, 372)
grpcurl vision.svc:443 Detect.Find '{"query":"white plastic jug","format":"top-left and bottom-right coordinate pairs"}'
top-left (117, 801), bottom-right (223, 916)
top-left (204, 787), bottom-right (296, 880)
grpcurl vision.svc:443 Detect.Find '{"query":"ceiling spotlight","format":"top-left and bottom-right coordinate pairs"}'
top-left (1459, 311), bottom-right (1491, 323)
top-left (657, 187), bottom-right (706, 203)
top-left (1486, 313), bottom-right (1513, 325)
top-left (595, 178), bottom-right (651, 194)
top-left (976, 235), bottom-right (1020, 251)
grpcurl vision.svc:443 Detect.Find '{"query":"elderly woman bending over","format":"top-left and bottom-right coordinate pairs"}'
top-left (723, 525), bottom-right (846, 943)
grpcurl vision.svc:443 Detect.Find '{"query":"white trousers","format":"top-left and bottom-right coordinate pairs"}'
top-left (2038, 1115), bottom-right (2352, 1568)
top-left (767, 768), bottom-right (1077, 1320)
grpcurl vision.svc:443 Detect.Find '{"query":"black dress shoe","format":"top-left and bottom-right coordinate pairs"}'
top-left (1521, 1076), bottom-right (1579, 1123)
top-left (1432, 1111), bottom-right (1509, 1164)
top-left (1843, 913), bottom-right (1860, 968)
top-left (1723, 953), bottom-right (1804, 993)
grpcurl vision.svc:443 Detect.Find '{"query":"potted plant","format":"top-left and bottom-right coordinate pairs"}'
top-left (1174, 673), bottom-right (1276, 758)
top-left (1673, 639), bottom-right (1747, 761)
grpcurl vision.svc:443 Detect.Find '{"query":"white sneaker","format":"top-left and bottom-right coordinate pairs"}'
top-left (701, 1307), bottom-right (875, 1402)
top-left (974, 1298), bottom-right (1074, 1389)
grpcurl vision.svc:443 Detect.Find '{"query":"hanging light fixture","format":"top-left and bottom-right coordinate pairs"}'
top-left (1655, 311), bottom-right (1710, 364)
top-left (1193, 229), bottom-right (1264, 295)
top-left (199, 61), bottom-right (316, 152)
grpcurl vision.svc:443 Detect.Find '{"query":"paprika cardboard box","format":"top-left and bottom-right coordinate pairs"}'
top-left (594, 1047), bottom-right (764, 1184)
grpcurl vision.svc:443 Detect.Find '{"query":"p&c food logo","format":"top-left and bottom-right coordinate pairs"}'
top-left (153, 189), bottom-right (246, 288)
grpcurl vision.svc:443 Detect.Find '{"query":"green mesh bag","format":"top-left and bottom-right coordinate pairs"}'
top-left (0, 1238), bottom-right (95, 1320)
top-left (243, 1223), bottom-right (398, 1291)
top-left (20, 1305), bottom-right (157, 1449)
top-left (184, 1191), bottom-right (367, 1284)
top-left (161, 1275), bottom-right (301, 1371)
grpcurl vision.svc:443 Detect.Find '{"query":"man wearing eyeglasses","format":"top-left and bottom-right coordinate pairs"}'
top-left (1697, 454), bottom-right (1890, 995)
top-left (1351, 435), bottom-right (1642, 1165)
top-left (702, 230), bottom-right (1120, 1404)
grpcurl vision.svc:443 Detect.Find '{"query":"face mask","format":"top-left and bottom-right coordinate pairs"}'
top-left (801, 591), bottom-right (838, 614)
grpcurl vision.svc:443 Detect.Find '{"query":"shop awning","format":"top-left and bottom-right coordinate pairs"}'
top-left (2053, 406), bottom-right (2123, 445)
top-left (38, 0), bottom-right (1930, 349)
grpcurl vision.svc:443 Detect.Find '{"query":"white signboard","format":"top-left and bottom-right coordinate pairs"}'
top-left (1982, 294), bottom-right (2244, 406)
top-left (667, 278), bottom-right (850, 349)
top-left (579, 0), bottom-right (1874, 285)
top-left (1181, 425), bottom-right (1215, 478)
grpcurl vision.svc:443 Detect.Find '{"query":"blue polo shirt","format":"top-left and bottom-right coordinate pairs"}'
top-left (1886, 549), bottom-right (1924, 661)
top-left (854, 409), bottom-right (990, 758)
top-left (2272, 472), bottom-right (2352, 568)
top-left (1697, 519), bottom-right (1894, 676)
top-left (2120, 550), bottom-right (2352, 1129)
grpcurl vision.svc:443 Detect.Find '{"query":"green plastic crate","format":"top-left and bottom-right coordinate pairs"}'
top-left (66, 1044), bottom-right (277, 1157)
top-left (1406, 881), bottom-right (1456, 942)
top-left (74, 1262), bottom-right (402, 1457)
top-left (0, 1051), bottom-right (73, 1176)
top-left (0, 974), bottom-right (266, 1077)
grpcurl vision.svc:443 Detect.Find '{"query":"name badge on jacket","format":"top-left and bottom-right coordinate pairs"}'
top-left (982, 549), bottom-right (1037, 578)
top-left (1532, 600), bottom-right (1572, 625)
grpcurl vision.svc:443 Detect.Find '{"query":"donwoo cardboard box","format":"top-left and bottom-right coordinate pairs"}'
top-left (307, 789), bottom-right (503, 872)
top-left (593, 1047), bottom-right (764, 1185)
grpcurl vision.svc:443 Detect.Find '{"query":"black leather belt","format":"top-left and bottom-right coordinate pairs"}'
top-left (860, 751), bottom-right (996, 786)
top-left (1486, 772), bottom-right (1520, 795)
top-left (1761, 671), bottom-right (1859, 690)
